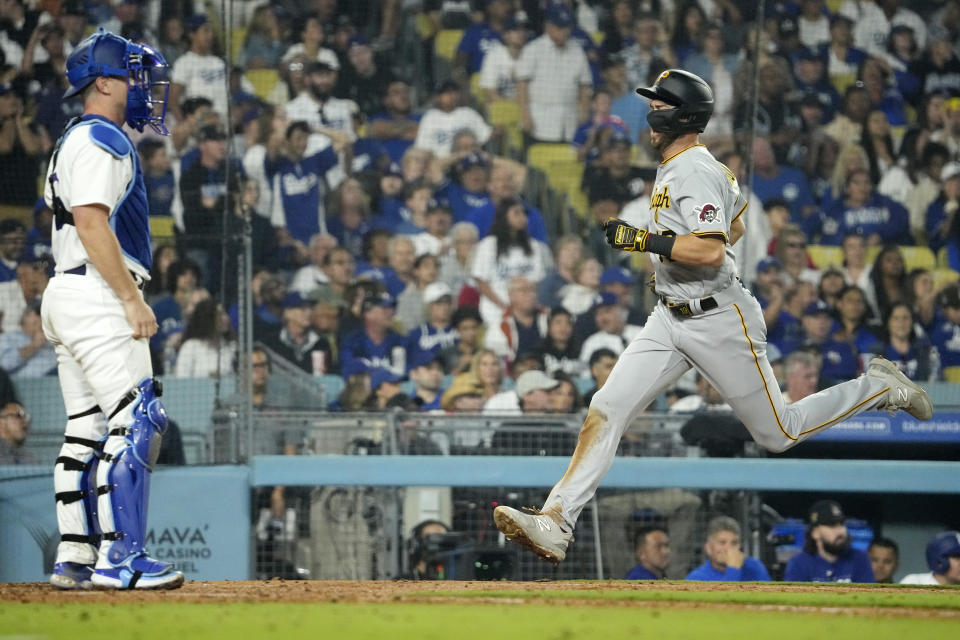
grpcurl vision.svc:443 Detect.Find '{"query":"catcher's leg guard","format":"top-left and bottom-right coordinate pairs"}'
top-left (53, 408), bottom-right (106, 570)
top-left (92, 378), bottom-right (183, 590)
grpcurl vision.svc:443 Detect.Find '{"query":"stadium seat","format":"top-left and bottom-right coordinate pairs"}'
top-left (932, 268), bottom-right (960, 291)
top-left (806, 245), bottom-right (843, 270)
top-left (230, 26), bottom-right (246, 63)
top-left (590, 31), bottom-right (605, 45)
top-left (469, 73), bottom-right (483, 102)
top-left (549, 159), bottom-right (588, 218)
top-left (943, 367), bottom-right (960, 384)
top-left (434, 29), bottom-right (463, 61)
top-left (866, 245), bottom-right (881, 265)
top-left (150, 216), bottom-right (175, 241)
top-left (527, 143), bottom-right (577, 175)
top-left (244, 69), bottom-right (281, 101)
top-left (488, 100), bottom-right (523, 152)
top-left (938, 246), bottom-right (950, 269)
top-left (899, 246), bottom-right (936, 272)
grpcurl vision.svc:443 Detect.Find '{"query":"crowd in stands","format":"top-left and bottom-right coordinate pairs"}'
top-left (0, 0), bottom-right (960, 416)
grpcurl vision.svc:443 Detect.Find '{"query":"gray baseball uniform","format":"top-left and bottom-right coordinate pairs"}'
top-left (542, 144), bottom-right (891, 529)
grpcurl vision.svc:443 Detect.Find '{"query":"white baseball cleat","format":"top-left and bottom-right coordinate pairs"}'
top-left (866, 357), bottom-right (933, 421)
top-left (494, 505), bottom-right (572, 564)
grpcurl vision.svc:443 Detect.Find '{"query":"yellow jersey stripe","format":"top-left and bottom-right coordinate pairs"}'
top-left (660, 143), bottom-right (706, 165)
top-left (733, 303), bottom-right (793, 441)
top-left (733, 303), bottom-right (892, 441)
top-left (732, 200), bottom-right (748, 223)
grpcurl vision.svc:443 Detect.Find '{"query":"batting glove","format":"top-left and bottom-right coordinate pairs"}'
top-left (604, 218), bottom-right (647, 252)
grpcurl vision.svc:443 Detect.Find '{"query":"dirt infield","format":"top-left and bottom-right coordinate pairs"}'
top-left (1, 580), bottom-right (957, 619)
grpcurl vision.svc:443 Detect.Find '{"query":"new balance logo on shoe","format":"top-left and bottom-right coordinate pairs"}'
top-left (898, 388), bottom-right (908, 404)
top-left (535, 518), bottom-right (552, 532)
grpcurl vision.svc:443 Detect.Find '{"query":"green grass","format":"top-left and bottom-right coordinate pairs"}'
top-left (420, 584), bottom-right (960, 610)
top-left (1, 601), bottom-right (958, 640)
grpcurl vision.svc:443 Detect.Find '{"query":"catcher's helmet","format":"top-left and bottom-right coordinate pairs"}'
top-left (64, 29), bottom-right (170, 135)
top-left (926, 530), bottom-right (960, 574)
top-left (636, 69), bottom-right (714, 135)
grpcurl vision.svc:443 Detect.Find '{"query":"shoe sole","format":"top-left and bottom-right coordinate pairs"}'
top-left (91, 572), bottom-right (185, 591)
top-left (493, 508), bottom-right (564, 564)
top-left (869, 357), bottom-right (933, 420)
top-left (49, 574), bottom-right (92, 590)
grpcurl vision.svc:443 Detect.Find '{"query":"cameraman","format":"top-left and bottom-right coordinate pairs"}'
top-left (405, 520), bottom-right (450, 579)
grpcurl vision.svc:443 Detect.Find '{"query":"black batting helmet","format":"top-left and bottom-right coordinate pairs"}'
top-left (636, 69), bottom-right (714, 135)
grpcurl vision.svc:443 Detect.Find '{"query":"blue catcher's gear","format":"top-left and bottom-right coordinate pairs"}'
top-left (92, 378), bottom-right (183, 589)
top-left (63, 29), bottom-right (170, 135)
top-left (926, 531), bottom-right (960, 574)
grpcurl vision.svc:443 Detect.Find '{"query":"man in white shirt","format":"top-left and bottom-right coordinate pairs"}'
top-left (579, 293), bottom-right (643, 366)
top-left (478, 16), bottom-right (528, 102)
top-left (516, 3), bottom-right (593, 142)
top-left (285, 61), bottom-right (356, 139)
top-left (414, 79), bottom-right (492, 158)
top-left (169, 15), bottom-right (228, 120)
top-left (900, 531), bottom-right (960, 585)
top-left (840, 0), bottom-right (927, 55)
top-left (290, 233), bottom-right (337, 296)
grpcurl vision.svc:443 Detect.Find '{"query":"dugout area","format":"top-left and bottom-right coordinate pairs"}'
top-left (1, 580), bottom-right (957, 639)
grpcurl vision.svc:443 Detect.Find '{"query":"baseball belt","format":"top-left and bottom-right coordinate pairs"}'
top-left (659, 294), bottom-right (718, 318)
top-left (61, 264), bottom-right (146, 291)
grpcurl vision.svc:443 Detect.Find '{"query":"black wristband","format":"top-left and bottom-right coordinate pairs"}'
top-left (644, 233), bottom-right (675, 259)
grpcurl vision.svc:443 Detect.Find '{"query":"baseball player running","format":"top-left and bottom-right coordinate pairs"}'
top-left (44, 29), bottom-right (183, 590)
top-left (493, 69), bottom-right (933, 563)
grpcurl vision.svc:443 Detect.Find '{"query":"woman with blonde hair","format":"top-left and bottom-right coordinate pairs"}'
top-left (826, 143), bottom-right (870, 207)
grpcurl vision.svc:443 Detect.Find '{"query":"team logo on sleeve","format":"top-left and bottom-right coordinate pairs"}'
top-left (695, 203), bottom-right (721, 223)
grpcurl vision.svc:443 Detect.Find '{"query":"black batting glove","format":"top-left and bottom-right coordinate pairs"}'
top-left (604, 218), bottom-right (647, 252)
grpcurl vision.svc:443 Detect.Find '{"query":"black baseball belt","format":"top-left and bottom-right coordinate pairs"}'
top-left (659, 294), bottom-right (719, 318)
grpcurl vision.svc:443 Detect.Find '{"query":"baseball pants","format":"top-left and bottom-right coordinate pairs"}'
top-left (41, 273), bottom-right (153, 565)
top-left (543, 283), bottom-right (890, 528)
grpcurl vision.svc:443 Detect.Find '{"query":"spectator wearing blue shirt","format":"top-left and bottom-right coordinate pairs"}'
top-left (751, 137), bottom-right (819, 237)
top-left (368, 82), bottom-right (422, 164)
top-left (784, 500), bottom-right (875, 583)
top-left (625, 526), bottom-right (670, 580)
top-left (267, 120), bottom-right (348, 248)
top-left (686, 516), bottom-right (771, 582)
top-left (0, 219), bottom-right (26, 283)
top-left (876, 302), bottom-right (939, 382)
top-left (768, 283), bottom-right (815, 357)
top-left (792, 49), bottom-right (840, 122)
top-left (455, 0), bottom-right (510, 76)
top-left (24, 199), bottom-right (52, 263)
top-left (466, 162), bottom-right (549, 242)
top-left (340, 289), bottom-right (408, 376)
top-left (818, 14), bottom-right (867, 92)
top-left (833, 285), bottom-right (882, 361)
top-left (931, 285), bottom-right (960, 369)
top-left (819, 169), bottom-right (910, 246)
top-left (407, 282), bottom-right (459, 368)
top-left (800, 300), bottom-right (859, 381)
top-left (409, 350), bottom-right (447, 411)
top-left (150, 259), bottom-right (203, 374)
top-left (441, 152), bottom-right (493, 225)
top-left (0, 305), bottom-right (57, 378)
top-left (139, 140), bottom-right (176, 218)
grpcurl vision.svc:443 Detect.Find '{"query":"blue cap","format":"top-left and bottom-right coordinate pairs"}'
top-left (545, 3), bottom-right (574, 27)
top-left (600, 266), bottom-right (632, 285)
top-left (458, 152), bottom-right (489, 172)
top-left (756, 256), bottom-right (782, 272)
top-left (427, 197), bottom-right (452, 213)
top-left (370, 367), bottom-right (403, 390)
top-left (342, 360), bottom-right (370, 378)
top-left (505, 15), bottom-right (527, 31)
top-left (283, 292), bottom-right (311, 309)
top-left (409, 349), bottom-right (443, 370)
top-left (593, 292), bottom-right (619, 309)
top-left (604, 130), bottom-right (631, 149)
top-left (348, 33), bottom-right (370, 48)
top-left (186, 14), bottom-right (208, 31)
top-left (384, 162), bottom-right (402, 178)
top-left (804, 299), bottom-right (832, 316)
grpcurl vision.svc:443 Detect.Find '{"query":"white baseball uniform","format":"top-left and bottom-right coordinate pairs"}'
top-left (542, 144), bottom-right (892, 528)
top-left (41, 115), bottom-right (154, 566)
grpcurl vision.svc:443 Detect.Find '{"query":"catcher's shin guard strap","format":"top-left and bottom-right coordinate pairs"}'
top-left (61, 533), bottom-right (100, 544)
